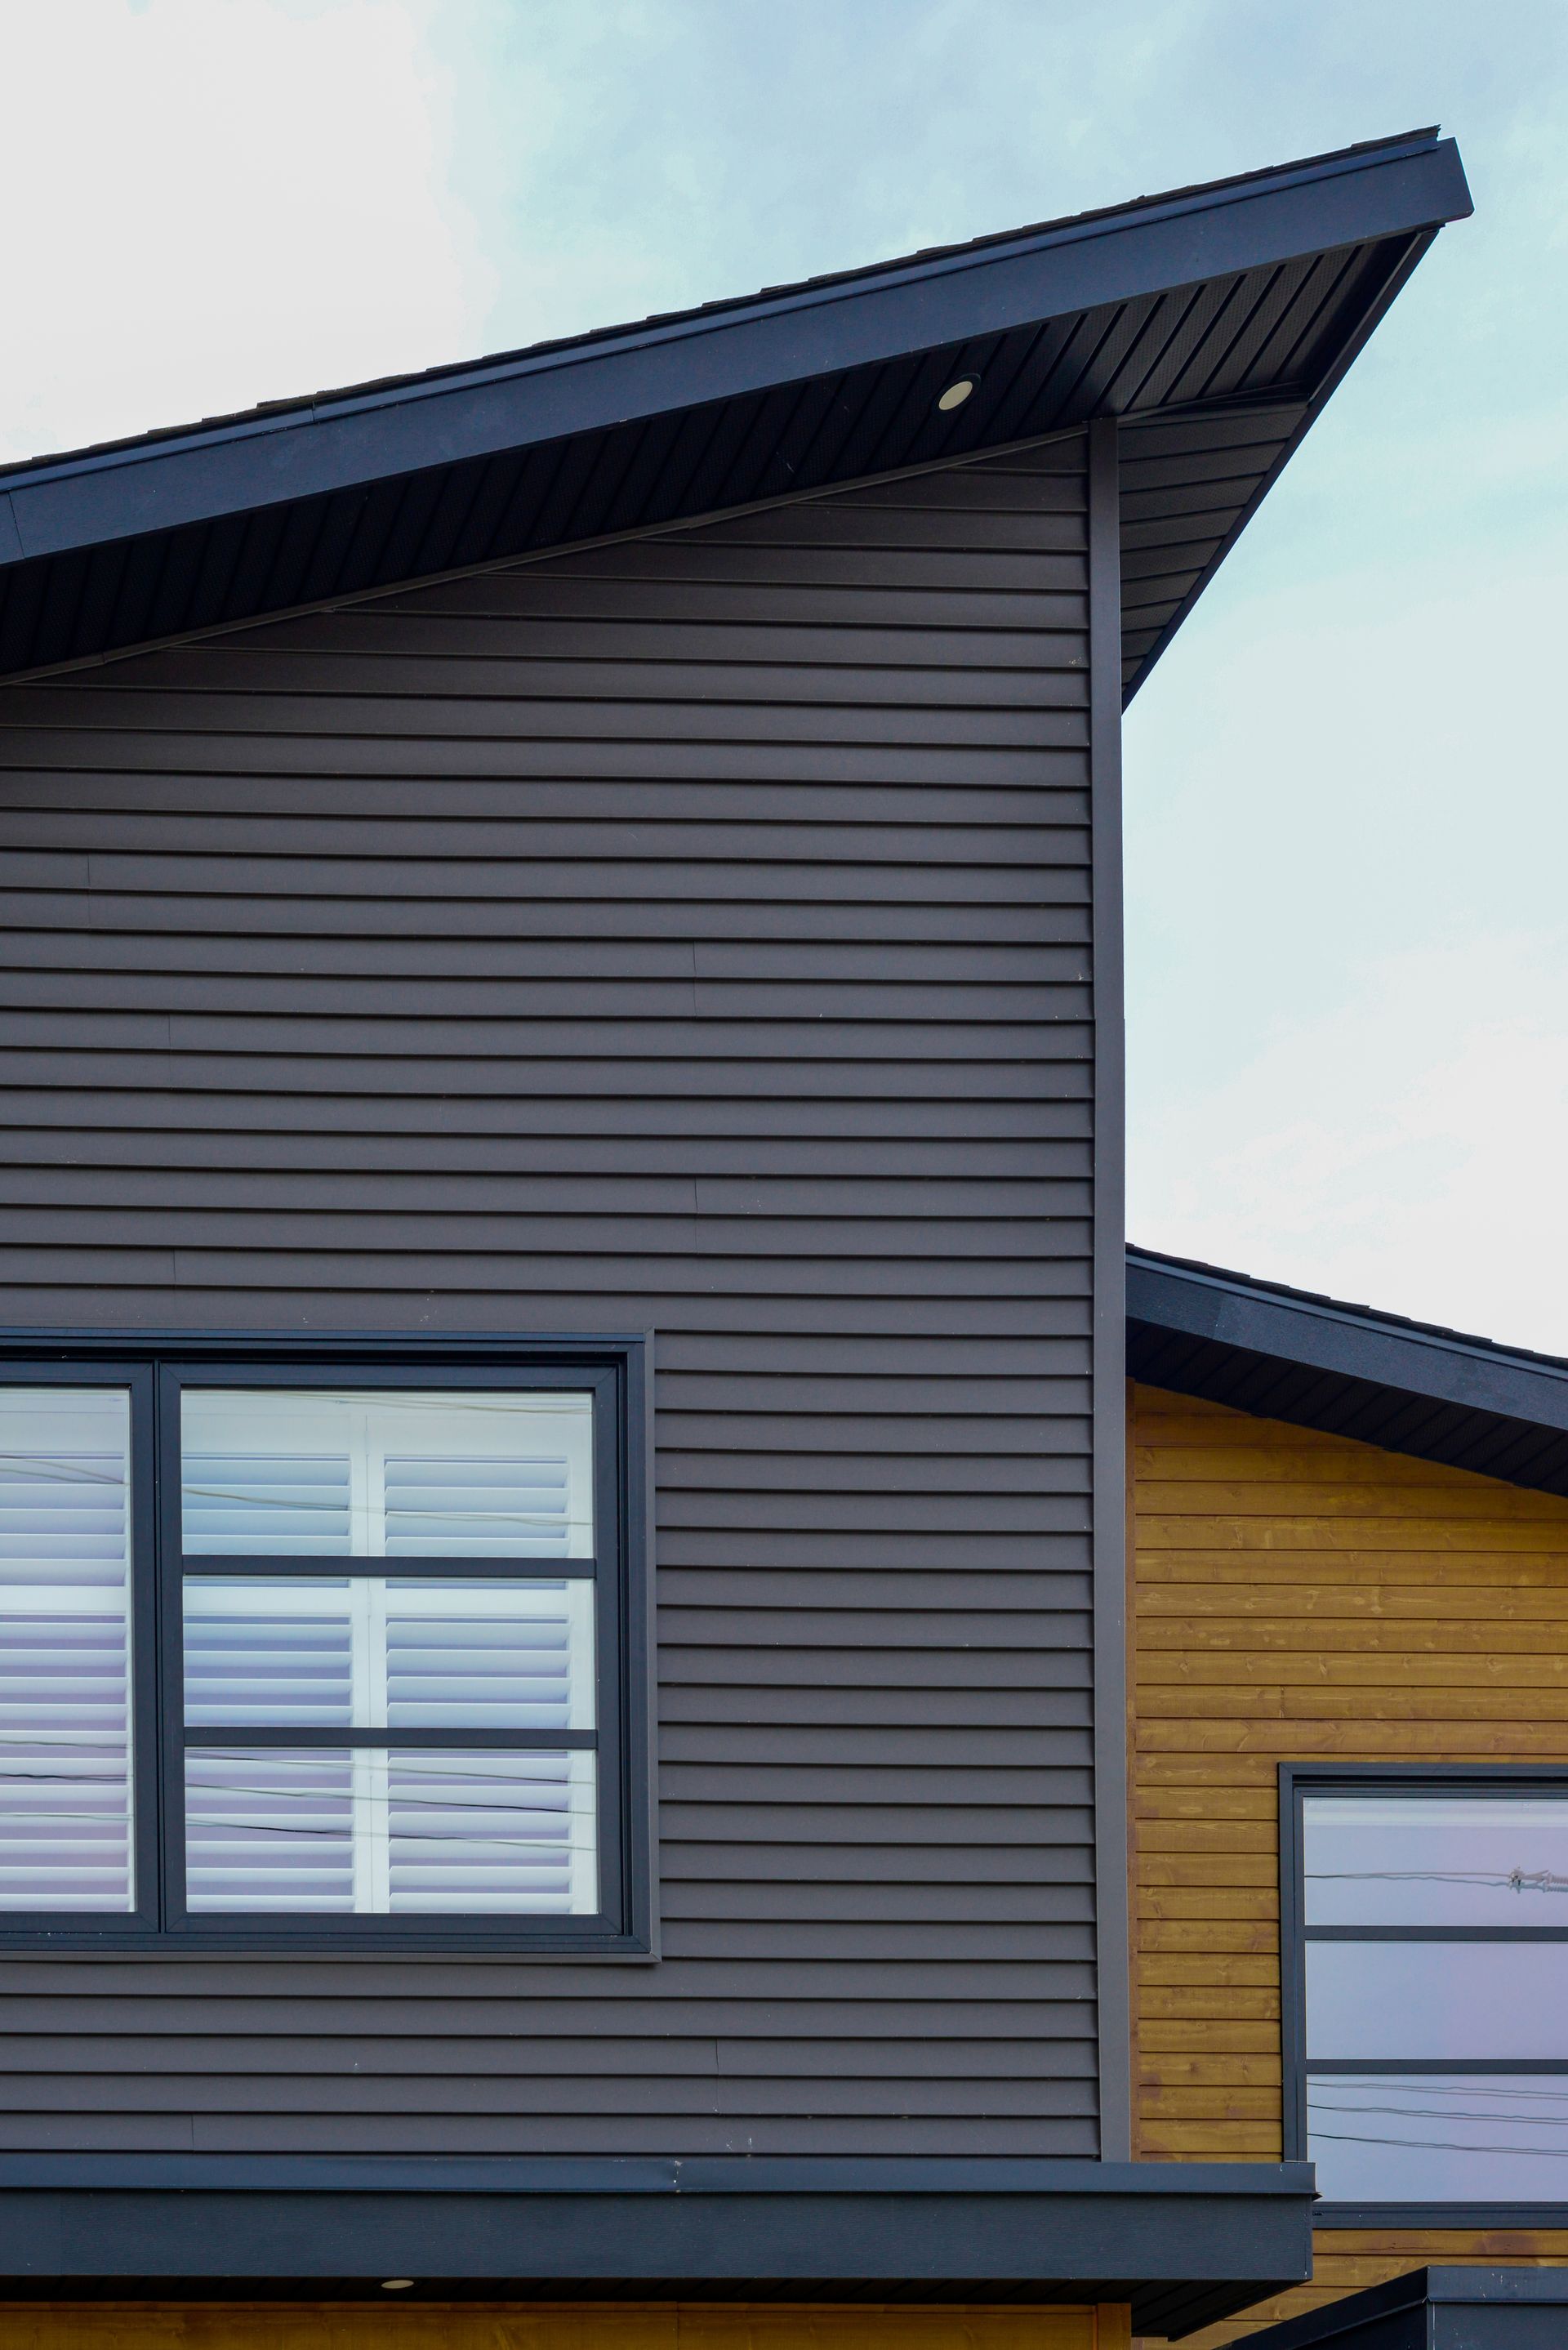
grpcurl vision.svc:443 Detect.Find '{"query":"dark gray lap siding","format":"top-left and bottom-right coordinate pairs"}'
top-left (0, 435), bottom-right (1098, 2156)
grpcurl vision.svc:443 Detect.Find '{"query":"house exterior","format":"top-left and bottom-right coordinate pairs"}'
top-left (0, 134), bottom-right (1478, 2345)
top-left (1128, 1251), bottom-right (1568, 2347)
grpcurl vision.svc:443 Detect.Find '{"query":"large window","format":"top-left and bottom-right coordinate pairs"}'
top-left (1283, 1768), bottom-right (1568, 2209)
top-left (0, 1349), bottom-right (650, 1953)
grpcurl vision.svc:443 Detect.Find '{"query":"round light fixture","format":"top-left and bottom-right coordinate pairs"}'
top-left (381, 2279), bottom-right (416, 2292)
top-left (937, 377), bottom-right (977, 412)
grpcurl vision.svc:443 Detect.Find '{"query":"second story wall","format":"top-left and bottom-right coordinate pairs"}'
top-left (0, 434), bottom-right (1111, 2158)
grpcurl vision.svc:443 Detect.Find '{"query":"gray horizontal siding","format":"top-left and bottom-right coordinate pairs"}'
top-left (0, 437), bottom-right (1099, 2156)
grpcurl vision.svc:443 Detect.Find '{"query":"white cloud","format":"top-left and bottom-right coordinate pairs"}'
top-left (1130, 931), bottom-right (1568, 1355)
top-left (0, 0), bottom-right (494, 463)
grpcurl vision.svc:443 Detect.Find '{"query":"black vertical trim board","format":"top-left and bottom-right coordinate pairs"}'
top-left (626, 1329), bottom-right (659, 1964)
top-left (1278, 1763), bottom-right (1309, 2164)
top-left (1089, 416), bottom-right (1130, 2158)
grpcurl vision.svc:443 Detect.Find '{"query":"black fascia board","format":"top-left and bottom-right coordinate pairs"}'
top-left (1126, 1246), bottom-right (1568, 1495)
top-left (0, 2156), bottom-right (1316, 2336)
top-left (0, 132), bottom-right (1468, 567)
top-left (1239, 2266), bottom-right (1568, 2349)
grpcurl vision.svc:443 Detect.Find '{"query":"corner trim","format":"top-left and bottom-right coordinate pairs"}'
top-left (1089, 415), bottom-right (1130, 2160)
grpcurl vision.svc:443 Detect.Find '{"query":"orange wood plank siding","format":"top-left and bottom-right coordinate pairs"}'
top-left (0, 2305), bottom-right (1125, 2350)
top-left (1128, 1380), bottom-right (1568, 2345)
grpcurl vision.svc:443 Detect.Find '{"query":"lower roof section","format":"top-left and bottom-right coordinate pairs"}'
top-left (0, 2155), bottom-right (1314, 2339)
top-left (1242, 2265), bottom-right (1568, 2349)
top-left (1127, 1245), bottom-right (1568, 1496)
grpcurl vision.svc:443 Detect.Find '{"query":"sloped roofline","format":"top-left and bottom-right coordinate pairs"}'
top-left (0, 127), bottom-right (1455, 486)
top-left (1127, 1245), bottom-right (1568, 1497)
top-left (0, 128), bottom-right (1470, 685)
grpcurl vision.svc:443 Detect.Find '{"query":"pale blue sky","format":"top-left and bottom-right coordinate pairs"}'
top-left (5, 2), bottom-right (1566, 1345)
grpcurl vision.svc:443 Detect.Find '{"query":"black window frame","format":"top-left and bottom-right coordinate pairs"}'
top-left (0, 1333), bottom-right (654, 1960)
top-left (1281, 1761), bottom-right (1568, 2226)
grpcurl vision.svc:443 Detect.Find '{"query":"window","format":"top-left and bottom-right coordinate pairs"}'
top-left (1283, 1769), bottom-right (1568, 2208)
top-left (0, 1348), bottom-right (650, 1954)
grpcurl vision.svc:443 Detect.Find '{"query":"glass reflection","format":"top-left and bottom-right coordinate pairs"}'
top-left (1307, 1940), bottom-right (1568, 2062)
top-left (182, 1576), bottom-right (596, 1730)
top-left (1303, 1794), bottom-right (1568, 1927)
top-left (1308, 2073), bottom-right (1568, 2201)
top-left (0, 1387), bottom-right (135, 1911)
top-left (184, 1746), bottom-right (597, 1914)
top-left (180, 1389), bottom-right (595, 1558)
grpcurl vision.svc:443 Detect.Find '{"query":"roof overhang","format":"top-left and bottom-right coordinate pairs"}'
top-left (1242, 2264), bottom-right (1568, 2349)
top-left (1127, 1247), bottom-right (1568, 1496)
top-left (0, 132), bottom-right (1469, 692)
top-left (0, 2154), bottom-right (1315, 2339)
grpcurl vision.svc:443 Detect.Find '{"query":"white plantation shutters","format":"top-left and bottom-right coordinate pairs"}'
top-left (177, 1388), bottom-right (598, 1917)
top-left (180, 1389), bottom-right (594, 1560)
top-left (0, 1389), bottom-right (134, 1911)
top-left (183, 1579), bottom-right (595, 1732)
top-left (384, 1453), bottom-right (576, 1558)
top-left (181, 1455), bottom-right (352, 1555)
top-left (183, 1749), bottom-right (596, 1915)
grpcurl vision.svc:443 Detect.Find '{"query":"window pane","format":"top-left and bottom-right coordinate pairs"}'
top-left (183, 1577), bottom-right (595, 1729)
top-left (185, 1748), bottom-right (597, 1914)
top-left (185, 1748), bottom-right (353, 1913)
top-left (1307, 1939), bottom-right (1568, 2061)
top-left (1304, 1793), bottom-right (1568, 1926)
top-left (1307, 2073), bottom-right (1568, 2201)
top-left (0, 1388), bottom-right (134, 1912)
top-left (180, 1389), bottom-right (595, 1558)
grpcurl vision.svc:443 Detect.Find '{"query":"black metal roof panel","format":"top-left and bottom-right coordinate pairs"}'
top-left (1127, 1246), bottom-right (1568, 1498)
top-left (0, 131), bottom-right (1469, 691)
top-left (1240, 2264), bottom-right (1568, 2350)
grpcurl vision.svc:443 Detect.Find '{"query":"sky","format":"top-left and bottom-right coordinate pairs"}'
top-left (2, 0), bottom-right (1566, 1349)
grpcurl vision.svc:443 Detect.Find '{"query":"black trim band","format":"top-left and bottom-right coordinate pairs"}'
top-left (0, 2158), bottom-right (1316, 2334)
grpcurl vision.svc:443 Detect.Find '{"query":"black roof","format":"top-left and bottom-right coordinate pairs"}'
top-left (0, 130), bottom-right (1468, 690)
top-left (1127, 1245), bottom-right (1568, 1499)
top-left (1241, 2263), bottom-right (1568, 2349)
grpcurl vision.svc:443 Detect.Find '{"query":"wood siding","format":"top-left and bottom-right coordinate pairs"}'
top-left (0, 2303), bottom-right (1129, 2350)
top-left (1127, 1380), bottom-right (1568, 2343)
top-left (0, 438), bottom-right (1104, 2156)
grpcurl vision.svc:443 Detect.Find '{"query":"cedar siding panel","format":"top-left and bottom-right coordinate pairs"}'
top-left (1127, 1380), bottom-right (1568, 2345)
top-left (0, 439), bottom-right (1099, 2155)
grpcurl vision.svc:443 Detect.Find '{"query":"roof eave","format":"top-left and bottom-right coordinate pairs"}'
top-left (1127, 1251), bottom-right (1568, 1434)
top-left (0, 133), bottom-right (1472, 569)
top-left (1126, 1248), bottom-right (1568, 1499)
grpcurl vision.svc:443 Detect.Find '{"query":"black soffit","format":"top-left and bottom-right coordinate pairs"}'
top-left (0, 130), bottom-right (1468, 693)
top-left (1127, 1246), bottom-right (1568, 1500)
